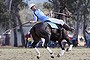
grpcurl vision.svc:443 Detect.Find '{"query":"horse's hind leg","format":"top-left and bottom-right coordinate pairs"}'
top-left (62, 30), bottom-right (73, 51)
top-left (31, 40), bottom-right (41, 59)
top-left (43, 34), bottom-right (54, 58)
top-left (31, 37), bottom-right (41, 59)
top-left (65, 38), bottom-right (73, 51)
top-left (57, 40), bottom-right (65, 57)
top-left (41, 38), bottom-right (45, 47)
top-left (30, 28), bottom-right (41, 59)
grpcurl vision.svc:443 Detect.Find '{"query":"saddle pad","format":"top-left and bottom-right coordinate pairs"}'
top-left (47, 22), bottom-right (58, 29)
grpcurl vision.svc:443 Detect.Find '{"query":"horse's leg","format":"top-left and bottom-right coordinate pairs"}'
top-left (41, 38), bottom-right (45, 47)
top-left (57, 40), bottom-right (65, 57)
top-left (64, 37), bottom-right (73, 51)
top-left (44, 34), bottom-right (54, 58)
top-left (31, 40), bottom-right (41, 59)
top-left (47, 46), bottom-right (54, 58)
top-left (65, 38), bottom-right (73, 51)
top-left (35, 47), bottom-right (40, 59)
top-left (62, 30), bottom-right (73, 51)
top-left (30, 29), bottom-right (41, 59)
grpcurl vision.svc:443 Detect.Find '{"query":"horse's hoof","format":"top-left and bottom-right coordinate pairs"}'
top-left (51, 55), bottom-right (54, 58)
top-left (57, 54), bottom-right (62, 57)
top-left (60, 50), bottom-right (65, 56)
top-left (37, 56), bottom-right (40, 59)
top-left (57, 50), bottom-right (65, 57)
top-left (68, 45), bottom-right (73, 51)
top-left (57, 54), bottom-right (60, 57)
top-left (66, 48), bottom-right (69, 52)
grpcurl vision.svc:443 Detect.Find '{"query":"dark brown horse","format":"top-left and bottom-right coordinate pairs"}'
top-left (30, 22), bottom-right (73, 59)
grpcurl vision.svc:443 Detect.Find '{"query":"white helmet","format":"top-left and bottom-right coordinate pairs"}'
top-left (29, 3), bottom-right (35, 9)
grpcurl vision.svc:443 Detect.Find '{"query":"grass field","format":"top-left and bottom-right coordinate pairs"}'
top-left (0, 47), bottom-right (90, 60)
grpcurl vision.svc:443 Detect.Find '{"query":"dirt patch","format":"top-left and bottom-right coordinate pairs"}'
top-left (0, 47), bottom-right (90, 60)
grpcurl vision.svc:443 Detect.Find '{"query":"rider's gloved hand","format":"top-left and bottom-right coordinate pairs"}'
top-left (30, 21), bottom-right (36, 23)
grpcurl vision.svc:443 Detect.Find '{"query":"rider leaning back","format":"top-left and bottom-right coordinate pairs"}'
top-left (29, 4), bottom-right (74, 32)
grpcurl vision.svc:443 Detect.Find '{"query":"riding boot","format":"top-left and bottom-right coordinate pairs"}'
top-left (63, 24), bottom-right (75, 32)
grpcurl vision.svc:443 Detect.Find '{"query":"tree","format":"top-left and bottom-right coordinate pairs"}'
top-left (48, 0), bottom-right (90, 44)
top-left (0, 0), bottom-right (10, 30)
top-left (43, 2), bottom-right (52, 10)
top-left (4, 0), bottom-right (25, 47)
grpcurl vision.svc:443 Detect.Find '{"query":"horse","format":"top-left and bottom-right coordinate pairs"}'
top-left (30, 21), bottom-right (73, 59)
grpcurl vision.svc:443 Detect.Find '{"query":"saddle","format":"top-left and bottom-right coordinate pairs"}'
top-left (46, 22), bottom-right (63, 29)
top-left (46, 22), bottom-right (64, 41)
top-left (46, 22), bottom-right (59, 29)
top-left (46, 21), bottom-right (63, 34)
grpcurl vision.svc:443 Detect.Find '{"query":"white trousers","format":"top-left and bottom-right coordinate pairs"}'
top-left (48, 18), bottom-right (65, 26)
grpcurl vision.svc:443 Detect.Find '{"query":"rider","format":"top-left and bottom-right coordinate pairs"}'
top-left (29, 4), bottom-right (74, 32)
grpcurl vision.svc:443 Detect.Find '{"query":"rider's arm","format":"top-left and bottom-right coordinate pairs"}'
top-left (33, 14), bottom-right (38, 21)
top-left (30, 14), bottom-right (37, 23)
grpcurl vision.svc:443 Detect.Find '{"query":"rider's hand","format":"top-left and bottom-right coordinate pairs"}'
top-left (30, 21), bottom-right (36, 23)
top-left (62, 13), bottom-right (66, 16)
